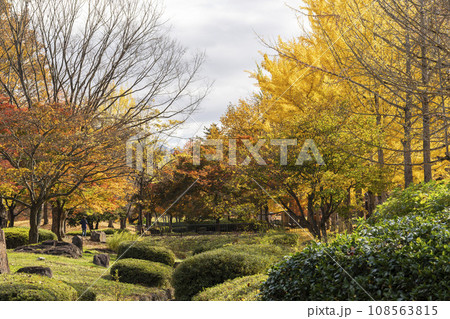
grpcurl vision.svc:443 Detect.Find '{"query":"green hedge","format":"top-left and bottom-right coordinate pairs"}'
top-left (117, 241), bottom-right (175, 266)
top-left (3, 227), bottom-right (57, 249)
top-left (172, 249), bottom-right (269, 300)
top-left (192, 237), bottom-right (233, 255)
top-left (260, 182), bottom-right (450, 301)
top-left (67, 228), bottom-right (124, 236)
top-left (110, 259), bottom-right (172, 288)
top-left (192, 232), bottom-right (299, 255)
top-left (371, 181), bottom-right (450, 222)
top-left (219, 244), bottom-right (289, 264)
top-left (65, 283), bottom-right (97, 301)
top-left (0, 274), bottom-right (77, 301)
top-left (268, 233), bottom-right (299, 247)
top-left (193, 274), bottom-right (267, 301)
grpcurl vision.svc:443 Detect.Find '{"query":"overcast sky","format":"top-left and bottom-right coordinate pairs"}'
top-left (162, 0), bottom-right (305, 145)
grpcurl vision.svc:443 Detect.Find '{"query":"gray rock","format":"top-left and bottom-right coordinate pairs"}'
top-left (93, 254), bottom-right (110, 267)
top-left (37, 257), bottom-right (46, 261)
top-left (72, 235), bottom-right (83, 251)
top-left (16, 266), bottom-right (53, 278)
top-left (0, 229), bottom-right (10, 274)
top-left (91, 231), bottom-right (107, 243)
top-left (14, 240), bottom-right (82, 258)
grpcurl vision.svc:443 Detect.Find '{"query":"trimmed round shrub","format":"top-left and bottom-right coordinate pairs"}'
top-left (172, 249), bottom-right (269, 300)
top-left (117, 241), bottom-right (175, 266)
top-left (0, 274), bottom-right (77, 301)
top-left (38, 229), bottom-right (57, 241)
top-left (3, 227), bottom-right (57, 249)
top-left (219, 244), bottom-right (289, 265)
top-left (192, 239), bottom-right (231, 255)
top-left (110, 258), bottom-right (172, 288)
top-left (372, 181), bottom-right (450, 222)
top-left (193, 274), bottom-right (267, 301)
top-left (66, 283), bottom-right (97, 301)
top-left (260, 183), bottom-right (450, 301)
top-left (268, 233), bottom-right (299, 247)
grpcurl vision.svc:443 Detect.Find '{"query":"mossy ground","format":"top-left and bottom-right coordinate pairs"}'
top-left (7, 250), bottom-right (165, 300)
top-left (5, 226), bottom-right (311, 301)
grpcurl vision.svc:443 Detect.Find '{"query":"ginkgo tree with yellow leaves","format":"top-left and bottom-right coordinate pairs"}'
top-left (270, 0), bottom-right (449, 188)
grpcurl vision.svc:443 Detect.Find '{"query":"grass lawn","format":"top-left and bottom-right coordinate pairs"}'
top-left (142, 229), bottom-right (312, 259)
top-left (5, 228), bottom-right (312, 301)
top-left (7, 250), bottom-right (168, 301)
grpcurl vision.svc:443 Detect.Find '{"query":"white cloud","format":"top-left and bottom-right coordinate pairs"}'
top-left (162, 0), bottom-right (306, 146)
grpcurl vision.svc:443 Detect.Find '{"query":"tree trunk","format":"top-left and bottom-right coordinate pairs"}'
top-left (337, 214), bottom-right (343, 233)
top-left (168, 214), bottom-right (173, 233)
top-left (263, 205), bottom-right (270, 227)
top-left (320, 222), bottom-right (328, 243)
top-left (120, 217), bottom-right (127, 230)
top-left (51, 203), bottom-right (67, 241)
top-left (0, 200), bottom-right (7, 229)
top-left (403, 32), bottom-right (414, 187)
top-left (108, 218), bottom-right (114, 228)
top-left (307, 195), bottom-right (320, 239)
top-left (215, 218), bottom-right (220, 233)
top-left (29, 205), bottom-right (41, 244)
top-left (346, 188), bottom-right (353, 233)
top-left (0, 229), bottom-right (10, 274)
top-left (145, 212), bottom-right (151, 229)
top-left (330, 213), bottom-right (336, 232)
top-left (7, 206), bottom-right (15, 228)
top-left (365, 191), bottom-right (376, 218)
top-left (51, 204), bottom-right (59, 235)
top-left (419, 1), bottom-right (432, 183)
top-left (43, 203), bottom-right (49, 225)
top-left (375, 103), bottom-right (389, 200)
top-left (137, 203), bottom-right (143, 234)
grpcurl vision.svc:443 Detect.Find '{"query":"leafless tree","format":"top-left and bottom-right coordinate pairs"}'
top-left (0, 0), bottom-right (207, 127)
top-left (0, 0), bottom-right (208, 243)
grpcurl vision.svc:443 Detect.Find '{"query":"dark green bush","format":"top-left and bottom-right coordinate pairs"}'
top-left (372, 181), bottom-right (450, 222)
top-left (260, 182), bottom-right (450, 301)
top-left (66, 283), bottom-right (97, 301)
top-left (219, 244), bottom-right (289, 265)
top-left (110, 259), bottom-right (172, 288)
top-left (172, 249), bottom-right (270, 300)
top-left (192, 237), bottom-right (233, 255)
top-left (268, 233), bottom-right (299, 247)
top-left (3, 227), bottom-right (57, 249)
top-left (117, 241), bottom-right (175, 266)
top-left (0, 274), bottom-right (77, 301)
top-left (193, 274), bottom-right (267, 301)
top-left (67, 228), bottom-right (126, 236)
top-left (38, 229), bottom-right (57, 241)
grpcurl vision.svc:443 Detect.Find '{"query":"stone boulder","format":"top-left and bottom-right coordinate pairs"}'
top-left (16, 266), bottom-right (53, 278)
top-left (14, 240), bottom-right (82, 259)
top-left (0, 229), bottom-right (10, 274)
top-left (91, 231), bottom-right (106, 243)
top-left (72, 235), bottom-right (83, 251)
top-left (93, 254), bottom-right (110, 267)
